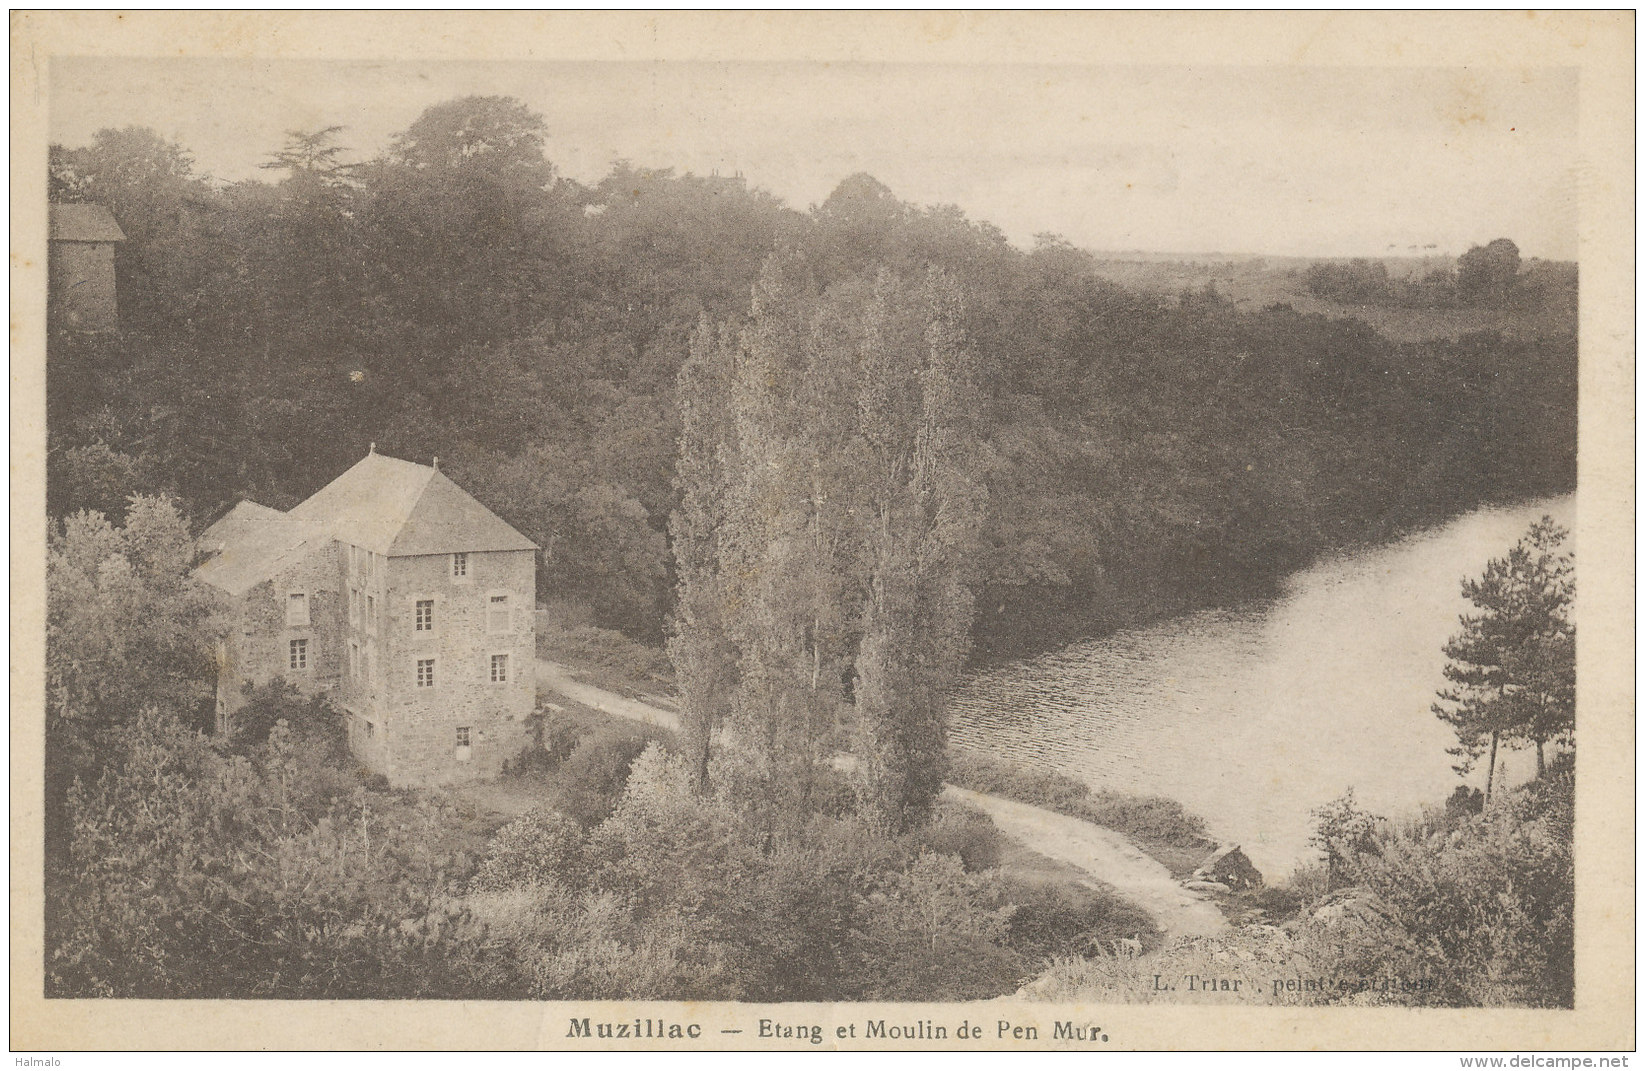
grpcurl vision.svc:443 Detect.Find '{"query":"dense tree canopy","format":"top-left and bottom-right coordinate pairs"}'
top-left (46, 96), bottom-right (1577, 659)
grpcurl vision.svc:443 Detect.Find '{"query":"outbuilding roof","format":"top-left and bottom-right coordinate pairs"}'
top-left (49, 203), bottom-right (126, 243)
top-left (195, 452), bottom-right (536, 595)
top-left (195, 508), bottom-right (328, 596)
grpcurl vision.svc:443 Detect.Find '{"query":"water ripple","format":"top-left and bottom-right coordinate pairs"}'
top-left (950, 496), bottom-right (1573, 877)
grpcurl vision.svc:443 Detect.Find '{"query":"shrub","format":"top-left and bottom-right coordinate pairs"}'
top-left (1084, 790), bottom-right (1208, 845)
top-left (1026, 926), bottom-right (1311, 1005)
top-left (538, 708), bottom-right (590, 766)
top-left (470, 809), bottom-right (588, 892)
top-left (1002, 877), bottom-right (1160, 964)
top-left (227, 679), bottom-right (346, 759)
top-left (845, 852), bottom-right (1025, 1001)
top-left (910, 801), bottom-right (1002, 872)
top-left (553, 725), bottom-right (668, 827)
top-left (1026, 770), bottom-right (1576, 1009)
top-left (1309, 768), bottom-right (1574, 1007)
top-left (1238, 882), bottom-right (1304, 921)
top-left (47, 706), bottom-right (512, 999)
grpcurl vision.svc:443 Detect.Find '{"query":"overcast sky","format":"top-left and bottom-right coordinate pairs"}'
top-left (50, 58), bottom-right (1579, 260)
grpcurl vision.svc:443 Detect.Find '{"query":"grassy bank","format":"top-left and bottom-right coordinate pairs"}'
top-left (536, 618), bottom-right (677, 702)
top-left (945, 749), bottom-right (1218, 879)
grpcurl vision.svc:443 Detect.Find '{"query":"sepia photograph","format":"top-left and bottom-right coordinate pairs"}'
top-left (11, 10), bottom-right (1634, 1053)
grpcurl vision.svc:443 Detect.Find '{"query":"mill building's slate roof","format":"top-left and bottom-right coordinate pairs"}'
top-left (195, 452), bottom-right (536, 595)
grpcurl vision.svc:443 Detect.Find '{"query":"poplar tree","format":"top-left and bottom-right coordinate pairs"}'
top-left (669, 257), bottom-right (986, 833)
top-left (667, 317), bottom-right (742, 789)
top-left (710, 253), bottom-right (858, 819)
top-left (853, 270), bottom-right (986, 832)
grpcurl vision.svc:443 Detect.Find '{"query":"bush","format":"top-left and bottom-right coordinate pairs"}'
top-left (911, 801), bottom-right (1003, 872)
top-left (228, 679), bottom-right (346, 760)
top-left (553, 725), bottom-right (669, 827)
top-left (1026, 926), bottom-right (1309, 1005)
top-left (1234, 882), bottom-right (1305, 922)
top-left (845, 852), bottom-right (1025, 1001)
top-left (1084, 790), bottom-right (1209, 846)
top-left (47, 707), bottom-right (512, 999)
top-left (1310, 767), bottom-right (1574, 1007)
top-left (1027, 769), bottom-right (1576, 1009)
top-left (1002, 877), bottom-right (1159, 964)
top-left (470, 809), bottom-right (588, 893)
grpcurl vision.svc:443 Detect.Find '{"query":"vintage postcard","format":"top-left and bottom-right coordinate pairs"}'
top-left (10, 10), bottom-right (1634, 1053)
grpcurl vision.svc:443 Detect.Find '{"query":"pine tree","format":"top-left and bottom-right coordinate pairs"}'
top-left (1433, 516), bottom-right (1575, 800)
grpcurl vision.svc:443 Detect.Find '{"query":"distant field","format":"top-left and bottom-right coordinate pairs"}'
top-left (1087, 255), bottom-right (1577, 343)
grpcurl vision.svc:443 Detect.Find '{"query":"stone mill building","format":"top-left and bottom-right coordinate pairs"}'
top-left (195, 449), bottom-right (538, 785)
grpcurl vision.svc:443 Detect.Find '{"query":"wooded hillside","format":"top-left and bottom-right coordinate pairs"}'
top-left (48, 96), bottom-right (1578, 657)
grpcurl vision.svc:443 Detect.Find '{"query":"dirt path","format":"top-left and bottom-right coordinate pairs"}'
top-left (535, 657), bottom-right (1224, 938)
top-left (941, 786), bottom-right (1226, 938)
top-left (536, 659), bottom-right (682, 733)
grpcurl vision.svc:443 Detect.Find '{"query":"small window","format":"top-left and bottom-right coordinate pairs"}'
top-left (349, 640), bottom-right (359, 678)
top-left (415, 599), bottom-right (434, 632)
top-left (286, 592), bottom-right (309, 627)
top-left (490, 653), bottom-right (509, 683)
top-left (455, 726), bottom-right (470, 748)
top-left (451, 552), bottom-right (468, 579)
top-left (487, 594), bottom-right (511, 633)
top-left (289, 638), bottom-right (308, 671)
top-left (366, 594), bottom-right (376, 633)
top-left (416, 658), bottom-right (436, 688)
top-left (365, 720), bottom-right (375, 739)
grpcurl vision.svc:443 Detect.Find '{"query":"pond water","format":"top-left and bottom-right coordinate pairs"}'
top-left (947, 495), bottom-right (1575, 877)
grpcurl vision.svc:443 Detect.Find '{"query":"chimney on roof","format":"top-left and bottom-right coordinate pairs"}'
top-left (432, 456), bottom-right (439, 470)
top-left (369, 442), bottom-right (376, 454)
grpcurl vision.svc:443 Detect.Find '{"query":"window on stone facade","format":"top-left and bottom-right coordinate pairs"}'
top-left (490, 653), bottom-right (509, 683)
top-left (366, 720), bottom-right (375, 739)
top-left (366, 594), bottom-right (375, 633)
top-left (286, 591), bottom-right (309, 627)
top-left (416, 658), bottom-right (436, 688)
top-left (289, 638), bottom-right (308, 671)
top-left (415, 599), bottom-right (434, 631)
top-left (455, 726), bottom-right (470, 747)
top-left (349, 640), bottom-right (359, 677)
top-left (451, 552), bottom-right (468, 579)
top-left (487, 594), bottom-right (511, 633)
